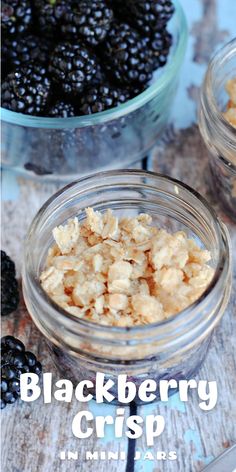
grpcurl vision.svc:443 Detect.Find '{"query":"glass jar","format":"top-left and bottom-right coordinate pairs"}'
top-left (1, 0), bottom-right (187, 182)
top-left (22, 171), bottom-right (232, 404)
top-left (199, 38), bottom-right (236, 222)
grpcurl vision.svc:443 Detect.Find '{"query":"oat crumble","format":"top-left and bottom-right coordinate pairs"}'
top-left (40, 208), bottom-right (214, 327)
top-left (223, 78), bottom-right (236, 129)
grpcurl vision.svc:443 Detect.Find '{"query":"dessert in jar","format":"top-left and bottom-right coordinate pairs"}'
top-left (23, 171), bottom-right (232, 404)
top-left (199, 39), bottom-right (236, 221)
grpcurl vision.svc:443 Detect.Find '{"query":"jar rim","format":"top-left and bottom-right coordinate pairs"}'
top-left (200, 37), bottom-right (236, 168)
top-left (23, 169), bottom-right (231, 339)
top-left (1, 0), bottom-right (188, 129)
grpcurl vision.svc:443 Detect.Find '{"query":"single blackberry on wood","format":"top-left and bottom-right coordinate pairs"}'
top-left (49, 42), bottom-right (98, 95)
top-left (79, 84), bottom-right (130, 114)
top-left (1, 251), bottom-right (19, 317)
top-left (47, 100), bottom-right (76, 117)
top-left (33, 0), bottom-right (71, 38)
top-left (1, 35), bottom-right (51, 72)
top-left (1, 65), bottom-right (51, 116)
top-left (102, 22), bottom-right (154, 87)
top-left (61, 0), bottom-right (113, 46)
top-left (1, 336), bottom-right (42, 409)
top-left (1, 0), bottom-right (32, 37)
top-left (112, 0), bottom-right (174, 35)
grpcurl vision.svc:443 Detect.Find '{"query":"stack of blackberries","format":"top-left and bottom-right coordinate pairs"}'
top-left (1, 336), bottom-right (42, 409)
top-left (1, 0), bottom-right (174, 117)
top-left (1, 251), bottom-right (19, 317)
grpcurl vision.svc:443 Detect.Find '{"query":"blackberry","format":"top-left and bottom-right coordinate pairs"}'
top-left (79, 84), bottom-right (130, 114)
top-left (1, 35), bottom-right (51, 72)
top-left (102, 22), bottom-right (154, 87)
top-left (113, 0), bottom-right (174, 35)
top-left (1, 64), bottom-right (51, 116)
top-left (1, 251), bottom-right (19, 317)
top-left (90, 61), bottom-right (108, 87)
top-left (61, 0), bottom-right (113, 46)
top-left (33, 0), bottom-right (70, 38)
top-left (149, 30), bottom-right (173, 69)
top-left (48, 100), bottom-right (76, 118)
top-left (49, 42), bottom-right (98, 95)
top-left (126, 83), bottom-right (147, 98)
top-left (1, 0), bottom-right (32, 37)
top-left (1, 336), bottom-right (42, 409)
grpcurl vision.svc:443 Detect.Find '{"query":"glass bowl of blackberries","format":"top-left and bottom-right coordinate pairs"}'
top-left (1, 0), bottom-right (187, 181)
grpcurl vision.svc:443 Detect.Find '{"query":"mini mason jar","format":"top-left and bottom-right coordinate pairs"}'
top-left (199, 38), bottom-right (236, 221)
top-left (23, 171), bottom-right (232, 404)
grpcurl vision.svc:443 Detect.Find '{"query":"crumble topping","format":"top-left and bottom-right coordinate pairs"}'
top-left (223, 78), bottom-right (236, 129)
top-left (40, 208), bottom-right (214, 326)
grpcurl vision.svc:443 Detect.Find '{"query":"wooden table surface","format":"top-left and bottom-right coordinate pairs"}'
top-left (1, 1), bottom-right (236, 471)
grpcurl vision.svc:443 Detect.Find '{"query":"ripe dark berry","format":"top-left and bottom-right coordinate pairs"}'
top-left (47, 101), bottom-right (76, 118)
top-left (1, 65), bottom-right (51, 116)
top-left (10, 352), bottom-right (27, 368)
top-left (0, 380), bottom-right (8, 393)
top-left (1, 399), bottom-right (6, 409)
top-left (1, 336), bottom-right (42, 408)
top-left (1, 366), bottom-right (17, 380)
top-left (113, 0), bottom-right (174, 35)
top-left (24, 352), bottom-right (36, 367)
top-left (102, 22), bottom-right (154, 87)
top-left (2, 335), bottom-right (25, 352)
top-left (1, 0), bottom-right (32, 37)
top-left (1, 0), bottom-right (174, 117)
top-left (49, 42), bottom-right (98, 95)
top-left (79, 84), bottom-right (130, 114)
top-left (1, 252), bottom-right (19, 317)
top-left (8, 379), bottom-right (20, 393)
top-left (32, 361), bottom-right (42, 376)
top-left (2, 391), bottom-right (17, 404)
top-left (1, 35), bottom-right (51, 73)
top-left (61, 0), bottom-right (113, 46)
top-left (33, 0), bottom-right (71, 38)
top-left (149, 30), bottom-right (173, 69)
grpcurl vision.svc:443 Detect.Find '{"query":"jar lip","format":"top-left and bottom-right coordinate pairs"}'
top-left (0, 0), bottom-right (188, 129)
top-left (24, 169), bottom-right (230, 335)
top-left (200, 37), bottom-right (236, 166)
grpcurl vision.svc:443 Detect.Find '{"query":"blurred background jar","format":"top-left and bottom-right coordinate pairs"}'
top-left (199, 38), bottom-right (236, 222)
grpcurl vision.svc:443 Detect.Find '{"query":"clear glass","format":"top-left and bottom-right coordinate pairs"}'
top-left (22, 170), bottom-right (232, 404)
top-left (1, 0), bottom-right (187, 182)
top-left (199, 38), bottom-right (236, 222)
